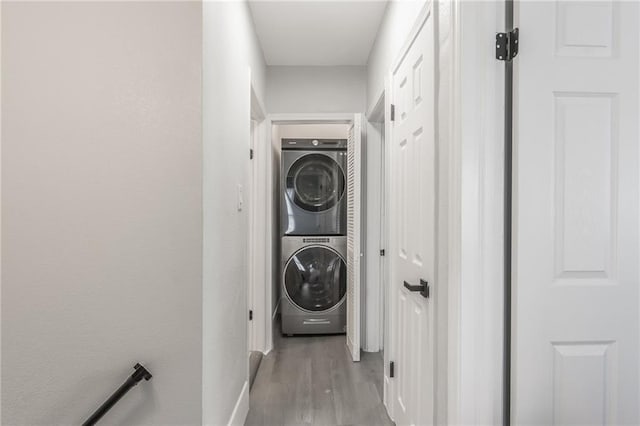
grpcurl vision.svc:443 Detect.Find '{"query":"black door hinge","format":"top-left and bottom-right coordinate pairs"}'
top-left (380, 249), bottom-right (385, 256)
top-left (249, 310), bottom-right (253, 321)
top-left (390, 361), bottom-right (395, 378)
top-left (496, 28), bottom-right (519, 61)
top-left (249, 149), bottom-right (254, 160)
top-left (390, 104), bottom-right (396, 122)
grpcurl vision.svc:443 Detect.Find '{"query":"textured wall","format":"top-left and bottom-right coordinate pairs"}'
top-left (1, 2), bottom-right (203, 424)
top-left (202, 1), bottom-right (266, 424)
top-left (267, 66), bottom-right (366, 114)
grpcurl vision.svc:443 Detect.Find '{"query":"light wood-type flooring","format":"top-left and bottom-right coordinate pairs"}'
top-left (245, 333), bottom-right (393, 426)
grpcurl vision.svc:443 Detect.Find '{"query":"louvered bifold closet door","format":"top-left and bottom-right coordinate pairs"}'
top-left (346, 114), bottom-right (363, 362)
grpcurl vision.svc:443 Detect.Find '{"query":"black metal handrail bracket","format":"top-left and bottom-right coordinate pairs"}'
top-left (82, 363), bottom-right (152, 426)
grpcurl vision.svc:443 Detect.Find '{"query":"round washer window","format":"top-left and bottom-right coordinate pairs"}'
top-left (286, 154), bottom-right (345, 212)
top-left (284, 246), bottom-right (346, 312)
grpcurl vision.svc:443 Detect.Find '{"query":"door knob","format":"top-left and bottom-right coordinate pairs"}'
top-left (403, 279), bottom-right (430, 298)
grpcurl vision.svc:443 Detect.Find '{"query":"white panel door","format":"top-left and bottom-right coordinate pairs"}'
top-left (347, 114), bottom-right (363, 362)
top-left (514, 1), bottom-right (639, 424)
top-left (389, 7), bottom-right (436, 425)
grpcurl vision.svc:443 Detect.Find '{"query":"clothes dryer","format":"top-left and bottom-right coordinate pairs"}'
top-left (281, 138), bottom-right (347, 236)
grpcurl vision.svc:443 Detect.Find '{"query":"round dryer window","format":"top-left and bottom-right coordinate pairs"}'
top-left (284, 246), bottom-right (346, 312)
top-left (286, 154), bottom-right (345, 212)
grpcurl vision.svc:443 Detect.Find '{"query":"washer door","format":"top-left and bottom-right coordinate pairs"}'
top-left (284, 246), bottom-right (346, 312)
top-left (286, 154), bottom-right (345, 212)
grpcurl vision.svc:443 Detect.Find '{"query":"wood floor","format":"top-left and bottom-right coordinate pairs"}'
top-left (245, 333), bottom-right (393, 426)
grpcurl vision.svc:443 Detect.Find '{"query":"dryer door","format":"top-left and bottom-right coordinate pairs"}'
top-left (284, 246), bottom-right (346, 312)
top-left (286, 154), bottom-right (345, 212)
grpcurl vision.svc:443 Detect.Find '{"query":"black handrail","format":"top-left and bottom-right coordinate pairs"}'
top-left (82, 363), bottom-right (152, 426)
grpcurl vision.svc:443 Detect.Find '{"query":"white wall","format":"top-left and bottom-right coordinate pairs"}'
top-left (435, 2), bottom-right (455, 423)
top-left (277, 124), bottom-right (350, 139)
top-left (267, 66), bottom-right (367, 114)
top-left (366, 0), bottom-right (427, 113)
top-left (1, 2), bottom-right (202, 424)
top-left (202, 2), bottom-right (266, 424)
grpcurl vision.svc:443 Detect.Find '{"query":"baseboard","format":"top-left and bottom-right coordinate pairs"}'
top-left (383, 375), bottom-right (394, 422)
top-left (226, 380), bottom-right (249, 426)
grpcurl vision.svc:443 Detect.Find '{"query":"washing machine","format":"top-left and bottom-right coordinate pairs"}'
top-left (281, 236), bottom-right (346, 335)
top-left (281, 138), bottom-right (347, 236)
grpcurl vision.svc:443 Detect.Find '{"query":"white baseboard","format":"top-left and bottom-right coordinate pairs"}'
top-left (383, 375), bottom-right (394, 422)
top-left (227, 380), bottom-right (249, 426)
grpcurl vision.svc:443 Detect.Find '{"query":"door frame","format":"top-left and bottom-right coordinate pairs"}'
top-left (248, 117), bottom-right (257, 351)
top-left (260, 112), bottom-right (359, 354)
top-left (381, 0), bottom-right (506, 424)
top-left (365, 95), bottom-right (386, 354)
top-left (448, 0), bottom-right (506, 423)
top-left (248, 78), bottom-right (266, 353)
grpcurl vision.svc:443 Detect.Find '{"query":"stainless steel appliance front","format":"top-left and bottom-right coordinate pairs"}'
top-left (280, 236), bottom-right (347, 335)
top-left (281, 139), bottom-right (347, 236)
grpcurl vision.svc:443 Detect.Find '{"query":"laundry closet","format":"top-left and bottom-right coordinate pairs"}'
top-left (275, 123), bottom-right (350, 337)
top-left (261, 118), bottom-right (376, 359)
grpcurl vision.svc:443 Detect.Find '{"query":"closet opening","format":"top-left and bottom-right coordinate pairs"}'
top-left (264, 115), bottom-right (385, 357)
top-left (245, 113), bottom-right (391, 424)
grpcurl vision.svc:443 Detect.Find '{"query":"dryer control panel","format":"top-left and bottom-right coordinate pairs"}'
top-left (281, 138), bottom-right (347, 150)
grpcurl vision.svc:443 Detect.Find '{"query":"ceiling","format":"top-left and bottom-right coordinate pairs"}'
top-left (248, 1), bottom-right (388, 66)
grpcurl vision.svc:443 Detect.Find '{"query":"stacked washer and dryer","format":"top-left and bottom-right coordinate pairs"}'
top-left (280, 138), bottom-right (348, 335)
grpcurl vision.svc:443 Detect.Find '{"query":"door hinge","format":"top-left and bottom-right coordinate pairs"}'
top-left (390, 104), bottom-right (395, 122)
top-left (249, 149), bottom-right (254, 160)
top-left (380, 249), bottom-right (385, 256)
top-left (249, 310), bottom-right (253, 321)
top-left (390, 361), bottom-right (395, 378)
top-left (496, 28), bottom-right (519, 61)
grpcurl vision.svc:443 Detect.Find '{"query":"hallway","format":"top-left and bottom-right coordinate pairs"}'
top-left (3, 1), bottom-right (640, 424)
top-left (246, 334), bottom-right (392, 426)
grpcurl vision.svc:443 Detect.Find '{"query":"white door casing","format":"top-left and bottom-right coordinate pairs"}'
top-left (389, 5), bottom-right (437, 425)
top-left (248, 81), bottom-right (267, 354)
top-left (265, 113), bottom-right (359, 354)
top-left (347, 114), bottom-right (363, 362)
top-left (248, 119), bottom-right (257, 352)
top-left (514, 1), bottom-right (640, 424)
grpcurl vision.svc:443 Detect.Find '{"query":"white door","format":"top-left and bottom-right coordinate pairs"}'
top-left (514, 2), bottom-right (639, 424)
top-left (347, 114), bottom-right (363, 362)
top-left (389, 7), bottom-right (436, 425)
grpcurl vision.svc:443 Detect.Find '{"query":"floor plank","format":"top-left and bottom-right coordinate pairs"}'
top-left (246, 334), bottom-right (394, 426)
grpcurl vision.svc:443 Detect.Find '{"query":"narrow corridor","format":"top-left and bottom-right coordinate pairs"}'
top-left (246, 333), bottom-right (392, 426)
